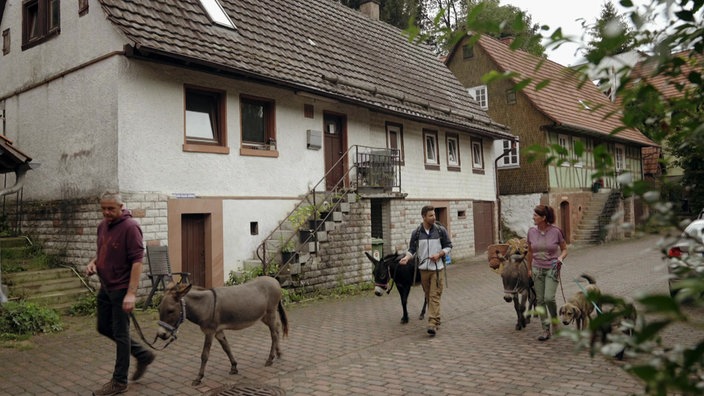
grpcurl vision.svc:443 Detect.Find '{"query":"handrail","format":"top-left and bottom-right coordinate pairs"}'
top-left (255, 144), bottom-right (402, 279)
top-left (257, 145), bottom-right (360, 276)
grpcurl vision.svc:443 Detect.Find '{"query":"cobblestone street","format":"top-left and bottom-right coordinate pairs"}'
top-left (2, 234), bottom-right (701, 395)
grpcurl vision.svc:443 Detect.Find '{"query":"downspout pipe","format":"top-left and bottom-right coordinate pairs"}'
top-left (494, 140), bottom-right (517, 244)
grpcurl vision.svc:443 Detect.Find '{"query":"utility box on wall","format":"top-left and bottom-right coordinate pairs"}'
top-left (307, 129), bottom-right (322, 150)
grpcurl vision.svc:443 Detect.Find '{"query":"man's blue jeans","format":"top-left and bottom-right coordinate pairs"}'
top-left (96, 288), bottom-right (151, 384)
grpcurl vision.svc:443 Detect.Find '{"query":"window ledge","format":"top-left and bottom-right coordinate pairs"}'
top-left (447, 166), bottom-right (461, 172)
top-left (183, 143), bottom-right (230, 154)
top-left (240, 147), bottom-right (279, 158)
top-left (472, 169), bottom-right (485, 175)
top-left (424, 164), bottom-right (440, 171)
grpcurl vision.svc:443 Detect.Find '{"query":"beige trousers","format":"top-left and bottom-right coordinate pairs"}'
top-left (420, 268), bottom-right (445, 327)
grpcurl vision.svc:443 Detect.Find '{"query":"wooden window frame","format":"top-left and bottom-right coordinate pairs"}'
top-left (506, 88), bottom-right (516, 105)
top-left (423, 129), bottom-right (440, 171)
top-left (21, 0), bottom-right (60, 51)
top-left (558, 134), bottom-right (570, 167)
top-left (183, 85), bottom-right (230, 154)
top-left (2, 29), bottom-right (9, 55)
top-left (386, 122), bottom-right (404, 166)
top-left (78, 0), bottom-right (89, 16)
top-left (471, 137), bottom-right (484, 174)
top-left (615, 144), bottom-right (625, 172)
top-left (239, 94), bottom-right (277, 158)
top-left (572, 137), bottom-right (584, 168)
top-left (446, 132), bottom-right (460, 171)
top-left (462, 44), bottom-right (474, 59)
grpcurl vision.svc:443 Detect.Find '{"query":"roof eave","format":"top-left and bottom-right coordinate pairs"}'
top-left (549, 123), bottom-right (658, 147)
top-left (126, 44), bottom-right (513, 140)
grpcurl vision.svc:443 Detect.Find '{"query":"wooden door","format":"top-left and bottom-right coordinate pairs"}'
top-left (181, 214), bottom-right (206, 287)
top-left (473, 201), bottom-right (495, 256)
top-left (323, 112), bottom-right (346, 191)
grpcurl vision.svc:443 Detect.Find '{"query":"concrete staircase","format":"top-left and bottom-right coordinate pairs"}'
top-left (1, 237), bottom-right (93, 312)
top-left (572, 190), bottom-right (612, 245)
top-left (244, 191), bottom-right (355, 286)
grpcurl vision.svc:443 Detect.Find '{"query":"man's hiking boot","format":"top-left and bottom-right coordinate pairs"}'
top-left (427, 326), bottom-right (437, 336)
top-left (92, 379), bottom-right (127, 396)
top-left (131, 351), bottom-right (156, 381)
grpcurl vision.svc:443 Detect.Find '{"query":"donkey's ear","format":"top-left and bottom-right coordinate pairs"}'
top-left (176, 282), bottom-right (192, 296)
top-left (364, 251), bottom-right (377, 264)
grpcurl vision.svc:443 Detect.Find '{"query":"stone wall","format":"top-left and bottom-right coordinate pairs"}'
top-left (11, 192), bottom-right (168, 295)
top-left (297, 198), bottom-right (372, 293)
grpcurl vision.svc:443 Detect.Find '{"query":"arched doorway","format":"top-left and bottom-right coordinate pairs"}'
top-left (559, 201), bottom-right (571, 243)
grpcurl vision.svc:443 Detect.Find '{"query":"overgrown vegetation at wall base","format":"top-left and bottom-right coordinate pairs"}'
top-left (0, 301), bottom-right (63, 338)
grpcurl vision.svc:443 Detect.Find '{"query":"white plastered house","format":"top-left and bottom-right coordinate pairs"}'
top-left (0, 0), bottom-right (514, 291)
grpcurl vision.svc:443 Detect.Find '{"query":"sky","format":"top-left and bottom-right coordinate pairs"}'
top-left (498, 0), bottom-right (661, 66)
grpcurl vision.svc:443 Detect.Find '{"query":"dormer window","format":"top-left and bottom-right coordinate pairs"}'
top-left (198, 0), bottom-right (236, 29)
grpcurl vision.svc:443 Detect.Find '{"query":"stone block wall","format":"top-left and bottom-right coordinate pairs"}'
top-left (297, 198), bottom-right (372, 293)
top-left (10, 192), bottom-right (168, 296)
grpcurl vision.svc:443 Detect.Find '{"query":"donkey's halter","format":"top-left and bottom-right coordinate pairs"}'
top-left (157, 297), bottom-right (187, 340)
top-left (502, 252), bottom-right (528, 295)
top-left (374, 261), bottom-right (394, 294)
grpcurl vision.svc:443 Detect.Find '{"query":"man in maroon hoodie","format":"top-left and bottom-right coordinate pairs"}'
top-left (85, 191), bottom-right (155, 396)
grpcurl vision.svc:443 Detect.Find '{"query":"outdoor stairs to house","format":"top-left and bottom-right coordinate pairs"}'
top-left (1, 237), bottom-right (93, 313)
top-left (243, 190), bottom-right (357, 287)
top-left (571, 189), bottom-right (621, 246)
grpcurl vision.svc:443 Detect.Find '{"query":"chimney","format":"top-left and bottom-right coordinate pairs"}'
top-left (360, 0), bottom-right (380, 20)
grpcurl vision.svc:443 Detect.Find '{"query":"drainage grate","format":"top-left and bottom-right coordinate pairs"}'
top-left (208, 383), bottom-right (286, 396)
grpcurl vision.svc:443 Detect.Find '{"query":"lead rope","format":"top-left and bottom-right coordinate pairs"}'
top-left (574, 278), bottom-right (602, 314)
top-left (130, 296), bottom-right (186, 351)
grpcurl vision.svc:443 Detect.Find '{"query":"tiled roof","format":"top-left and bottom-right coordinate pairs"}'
top-left (448, 35), bottom-right (654, 146)
top-left (97, 0), bottom-right (512, 139)
top-left (630, 49), bottom-right (703, 100)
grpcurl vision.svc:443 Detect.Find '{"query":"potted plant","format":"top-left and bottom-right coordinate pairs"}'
top-left (280, 238), bottom-right (298, 265)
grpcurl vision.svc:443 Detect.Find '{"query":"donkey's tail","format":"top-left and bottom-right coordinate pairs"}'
top-left (278, 301), bottom-right (289, 337)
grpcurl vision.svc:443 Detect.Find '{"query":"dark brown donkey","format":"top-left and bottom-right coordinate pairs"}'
top-left (156, 276), bottom-right (289, 385)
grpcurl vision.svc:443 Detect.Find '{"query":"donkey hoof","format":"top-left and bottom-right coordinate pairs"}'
top-left (230, 367), bottom-right (238, 375)
top-left (400, 317), bottom-right (409, 324)
top-left (419, 315), bottom-right (425, 320)
top-left (265, 360), bottom-right (274, 367)
top-left (192, 379), bottom-right (202, 386)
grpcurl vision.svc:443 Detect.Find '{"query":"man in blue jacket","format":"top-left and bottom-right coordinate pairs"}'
top-left (399, 205), bottom-right (452, 336)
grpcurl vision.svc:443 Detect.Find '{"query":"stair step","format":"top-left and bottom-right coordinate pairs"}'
top-left (25, 289), bottom-right (93, 307)
top-left (4, 267), bottom-right (76, 284)
top-left (0, 237), bottom-right (33, 249)
top-left (9, 276), bottom-right (87, 294)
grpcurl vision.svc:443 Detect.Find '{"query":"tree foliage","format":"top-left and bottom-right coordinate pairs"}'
top-left (338, 0), bottom-right (545, 56)
top-left (584, 0), bottom-right (637, 56)
top-left (420, 0), bottom-right (704, 393)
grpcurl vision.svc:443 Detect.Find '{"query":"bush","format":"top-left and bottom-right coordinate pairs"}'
top-left (68, 294), bottom-right (97, 316)
top-left (0, 301), bottom-right (63, 335)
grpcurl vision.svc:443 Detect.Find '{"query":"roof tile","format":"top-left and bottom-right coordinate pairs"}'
top-left (456, 35), bottom-right (655, 146)
top-left (98, 0), bottom-right (512, 138)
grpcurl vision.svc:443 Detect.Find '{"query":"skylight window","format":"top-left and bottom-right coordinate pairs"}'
top-left (199, 0), bottom-right (236, 29)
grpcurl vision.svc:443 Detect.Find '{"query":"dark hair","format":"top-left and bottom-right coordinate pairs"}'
top-left (534, 205), bottom-right (556, 224)
top-left (421, 205), bottom-right (435, 216)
